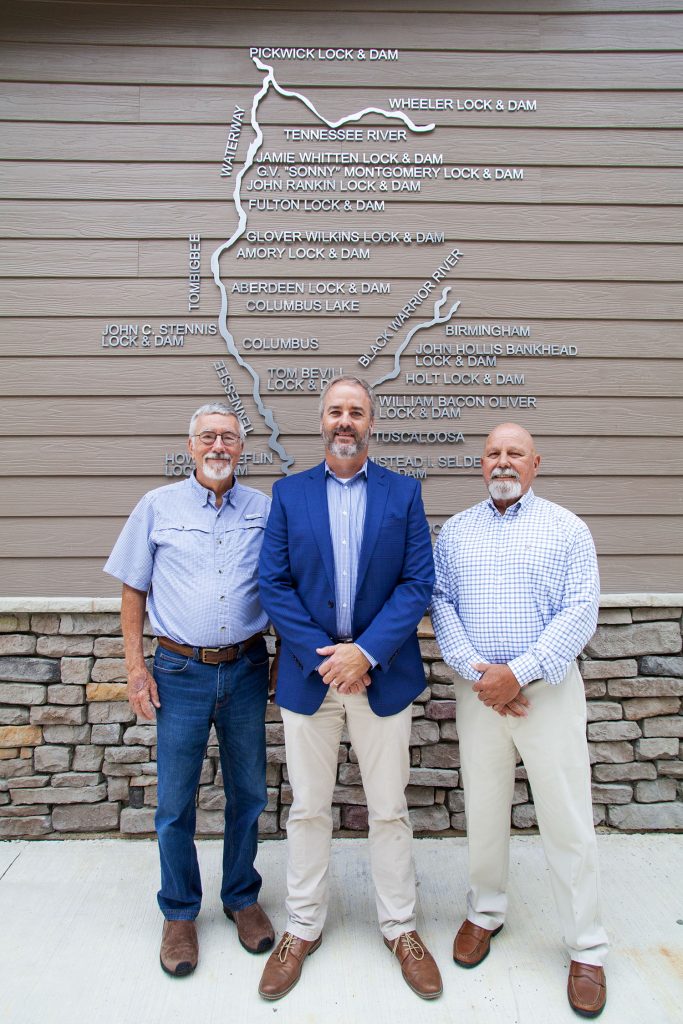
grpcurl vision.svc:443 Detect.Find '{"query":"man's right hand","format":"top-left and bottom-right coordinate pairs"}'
top-left (127, 665), bottom-right (160, 720)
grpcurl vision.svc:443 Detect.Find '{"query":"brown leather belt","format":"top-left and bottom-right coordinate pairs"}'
top-left (157, 633), bottom-right (263, 665)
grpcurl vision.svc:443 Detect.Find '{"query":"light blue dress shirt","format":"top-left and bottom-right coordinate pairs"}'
top-left (431, 488), bottom-right (600, 685)
top-left (104, 473), bottom-right (270, 647)
top-left (325, 462), bottom-right (376, 666)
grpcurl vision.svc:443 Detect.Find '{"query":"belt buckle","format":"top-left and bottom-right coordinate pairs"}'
top-left (200, 646), bottom-right (223, 664)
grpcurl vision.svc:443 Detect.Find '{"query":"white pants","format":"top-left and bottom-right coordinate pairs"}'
top-left (456, 662), bottom-right (609, 966)
top-left (281, 687), bottom-right (416, 941)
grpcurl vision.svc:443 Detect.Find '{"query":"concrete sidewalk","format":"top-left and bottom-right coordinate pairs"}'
top-left (0, 834), bottom-right (681, 1024)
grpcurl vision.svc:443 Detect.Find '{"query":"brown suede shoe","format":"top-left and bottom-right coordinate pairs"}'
top-left (453, 919), bottom-right (503, 968)
top-left (568, 961), bottom-right (607, 1018)
top-left (224, 902), bottom-right (275, 953)
top-left (160, 919), bottom-right (198, 977)
top-left (384, 930), bottom-right (443, 1000)
top-left (258, 932), bottom-right (322, 1000)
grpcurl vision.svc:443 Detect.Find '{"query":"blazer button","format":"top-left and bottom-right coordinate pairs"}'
top-left (328, 600), bottom-right (334, 608)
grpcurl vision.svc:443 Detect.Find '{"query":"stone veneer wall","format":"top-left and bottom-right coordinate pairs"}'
top-left (1, 598), bottom-right (682, 839)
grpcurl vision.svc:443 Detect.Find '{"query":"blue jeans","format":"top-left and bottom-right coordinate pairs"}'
top-left (153, 638), bottom-right (269, 920)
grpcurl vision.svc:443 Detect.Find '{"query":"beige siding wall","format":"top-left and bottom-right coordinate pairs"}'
top-left (1, 0), bottom-right (682, 595)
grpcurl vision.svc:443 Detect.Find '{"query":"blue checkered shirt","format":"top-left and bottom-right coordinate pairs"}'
top-left (431, 489), bottom-right (599, 685)
top-left (104, 473), bottom-right (270, 646)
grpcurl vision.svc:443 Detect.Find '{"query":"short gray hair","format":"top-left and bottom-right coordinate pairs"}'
top-left (319, 375), bottom-right (376, 419)
top-left (188, 403), bottom-right (246, 441)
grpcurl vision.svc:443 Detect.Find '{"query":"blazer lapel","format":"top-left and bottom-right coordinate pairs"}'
top-left (304, 462), bottom-right (336, 592)
top-left (355, 460), bottom-right (389, 597)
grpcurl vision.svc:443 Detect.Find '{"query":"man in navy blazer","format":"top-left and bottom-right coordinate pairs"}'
top-left (257, 376), bottom-right (441, 1002)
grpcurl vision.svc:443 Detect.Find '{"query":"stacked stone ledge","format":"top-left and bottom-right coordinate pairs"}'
top-left (0, 600), bottom-right (682, 839)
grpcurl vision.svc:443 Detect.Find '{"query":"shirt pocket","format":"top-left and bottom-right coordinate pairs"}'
top-left (521, 540), bottom-right (564, 605)
top-left (152, 517), bottom-right (214, 569)
top-left (224, 522), bottom-right (266, 574)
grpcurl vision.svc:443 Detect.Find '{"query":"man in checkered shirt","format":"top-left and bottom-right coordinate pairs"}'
top-left (431, 422), bottom-right (608, 1019)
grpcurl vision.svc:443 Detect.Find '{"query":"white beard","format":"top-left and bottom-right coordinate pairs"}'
top-left (488, 471), bottom-right (521, 502)
top-left (202, 454), bottom-right (233, 480)
top-left (489, 479), bottom-right (522, 502)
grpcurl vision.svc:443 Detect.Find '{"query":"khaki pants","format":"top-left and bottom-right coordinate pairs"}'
top-left (282, 687), bottom-right (416, 941)
top-left (456, 661), bottom-right (609, 966)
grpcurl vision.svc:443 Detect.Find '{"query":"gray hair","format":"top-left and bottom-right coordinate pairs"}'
top-left (188, 402), bottom-right (246, 441)
top-left (319, 375), bottom-right (376, 419)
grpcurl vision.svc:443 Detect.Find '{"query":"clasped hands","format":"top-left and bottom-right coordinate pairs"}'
top-left (316, 643), bottom-right (371, 695)
top-left (471, 662), bottom-right (530, 718)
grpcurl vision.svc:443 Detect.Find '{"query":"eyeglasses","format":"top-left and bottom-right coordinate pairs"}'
top-left (193, 431), bottom-right (242, 446)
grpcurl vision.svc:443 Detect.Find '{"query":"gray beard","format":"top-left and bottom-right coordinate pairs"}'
top-left (488, 478), bottom-right (522, 502)
top-left (202, 455), bottom-right (233, 480)
top-left (325, 429), bottom-right (370, 459)
top-left (329, 438), bottom-right (362, 458)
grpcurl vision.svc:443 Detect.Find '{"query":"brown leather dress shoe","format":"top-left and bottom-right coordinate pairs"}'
top-left (258, 932), bottom-right (322, 1000)
top-left (453, 919), bottom-right (503, 967)
top-left (224, 902), bottom-right (275, 953)
top-left (384, 930), bottom-right (443, 1000)
top-left (567, 961), bottom-right (607, 1018)
top-left (160, 919), bottom-right (198, 977)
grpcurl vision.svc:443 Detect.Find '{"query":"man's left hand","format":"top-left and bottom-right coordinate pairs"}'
top-left (316, 643), bottom-right (371, 688)
top-left (472, 662), bottom-right (522, 708)
top-left (337, 673), bottom-right (371, 696)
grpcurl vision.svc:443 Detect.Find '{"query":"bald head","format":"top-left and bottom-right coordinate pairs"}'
top-left (485, 422), bottom-right (536, 454)
top-left (482, 422), bottom-right (540, 512)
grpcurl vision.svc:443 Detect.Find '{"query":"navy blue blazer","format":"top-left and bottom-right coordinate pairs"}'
top-left (259, 459), bottom-right (435, 717)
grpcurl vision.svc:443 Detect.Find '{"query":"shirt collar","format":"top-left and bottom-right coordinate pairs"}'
top-left (486, 486), bottom-right (535, 518)
top-left (189, 470), bottom-right (240, 508)
top-left (325, 461), bottom-right (369, 485)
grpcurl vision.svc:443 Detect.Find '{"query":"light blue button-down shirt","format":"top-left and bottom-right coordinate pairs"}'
top-left (104, 473), bottom-right (270, 647)
top-left (431, 488), bottom-right (600, 685)
top-left (326, 463), bottom-right (367, 639)
top-left (325, 462), bottom-right (376, 665)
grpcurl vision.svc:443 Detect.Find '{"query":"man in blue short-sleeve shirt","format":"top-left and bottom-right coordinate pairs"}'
top-left (105, 403), bottom-right (274, 977)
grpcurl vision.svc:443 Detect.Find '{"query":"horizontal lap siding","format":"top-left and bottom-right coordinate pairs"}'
top-left (2, 435), bottom-right (683, 475)
top-left (3, 7), bottom-right (683, 49)
top-left (3, 202), bottom-right (681, 241)
top-left (2, 556), bottom-right (680, 594)
top-left (2, 320), bottom-right (681, 355)
top-left (1, 474), bottom-right (682, 518)
top-left (1, 0), bottom-right (682, 595)
top-left (2, 282), bottom-right (681, 319)
top-left (3, 244), bottom-right (683, 281)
